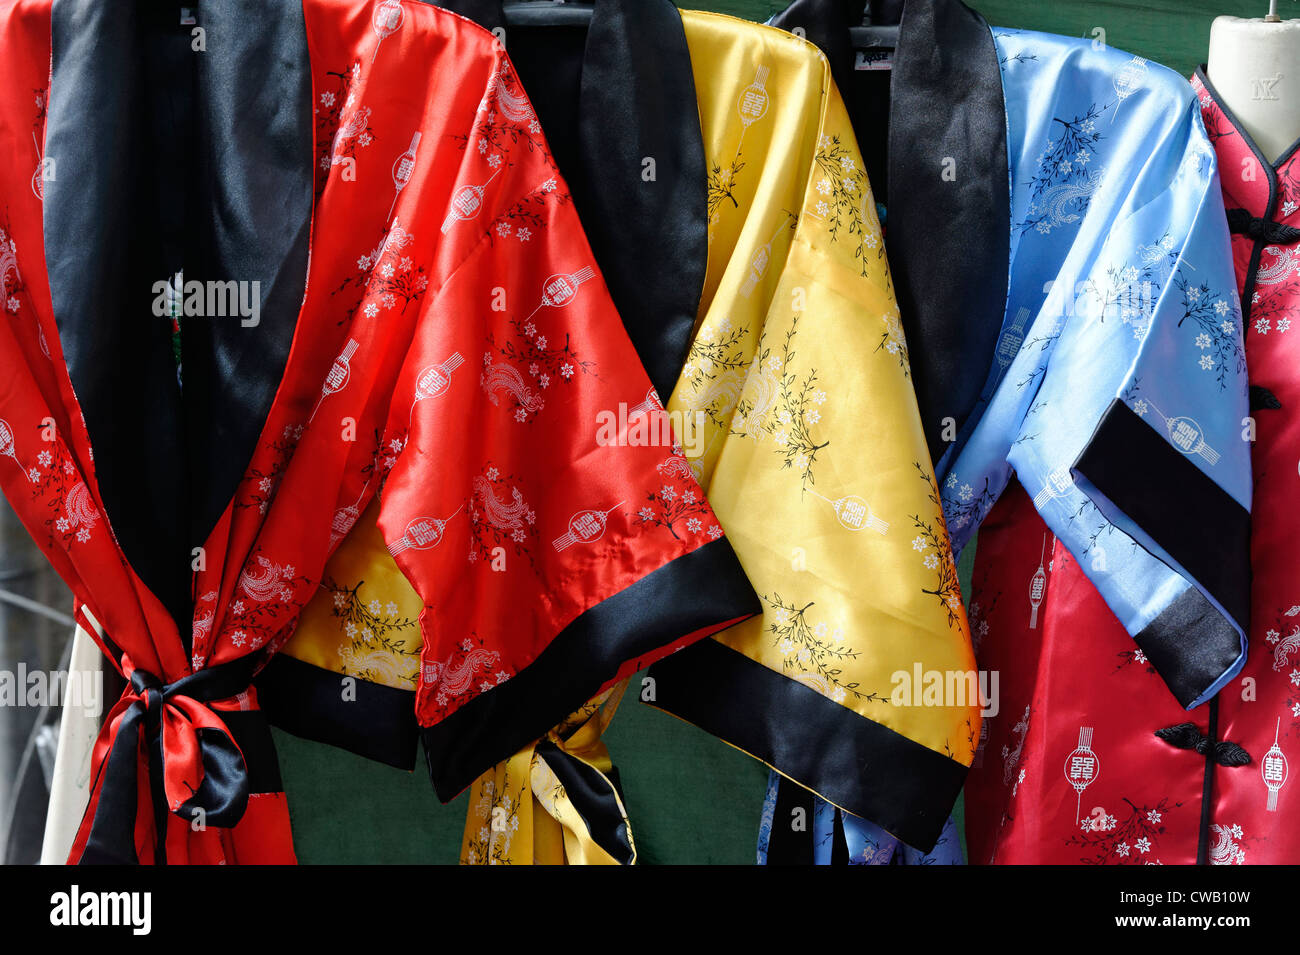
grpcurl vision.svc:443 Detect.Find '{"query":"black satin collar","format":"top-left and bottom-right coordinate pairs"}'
top-left (888, 0), bottom-right (1009, 465)
top-left (433, 0), bottom-right (707, 401)
top-left (45, 0), bottom-right (312, 638)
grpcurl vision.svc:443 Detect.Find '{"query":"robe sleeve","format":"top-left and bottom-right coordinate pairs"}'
top-left (375, 47), bottom-right (758, 800)
top-left (1001, 97), bottom-right (1249, 708)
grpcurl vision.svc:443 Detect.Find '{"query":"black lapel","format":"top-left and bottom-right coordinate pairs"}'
top-left (431, 0), bottom-right (707, 401)
top-left (577, 0), bottom-right (706, 399)
top-left (46, 0), bottom-right (192, 631)
top-left (888, 0), bottom-right (1009, 464)
top-left (46, 0), bottom-right (311, 638)
top-left (181, 0), bottom-right (312, 547)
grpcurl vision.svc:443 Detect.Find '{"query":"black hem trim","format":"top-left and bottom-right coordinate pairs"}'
top-left (222, 710), bottom-right (283, 795)
top-left (646, 638), bottom-right (968, 853)
top-left (421, 537), bottom-right (760, 801)
top-left (255, 653), bottom-right (420, 771)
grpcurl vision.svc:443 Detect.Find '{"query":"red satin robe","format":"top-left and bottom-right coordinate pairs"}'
top-left (0, 0), bottom-right (753, 864)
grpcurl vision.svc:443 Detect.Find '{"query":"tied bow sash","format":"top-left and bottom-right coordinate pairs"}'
top-left (74, 646), bottom-right (260, 865)
top-left (1225, 207), bottom-right (1300, 246)
top-left (460, 682), bottom-right (635, 865)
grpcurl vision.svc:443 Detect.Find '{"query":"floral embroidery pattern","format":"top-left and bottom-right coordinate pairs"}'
top-left (1066, 797), bottom-right (1180, 865)
top-left (484, 310), bottom-right (597, 421)
top-left (314, 62), bottom-right (373, 197)
top-left (762, 593), bottom-right (886, 705)
top-left (486, 178), bottom-right (568, 246)
top-left (1020, 105), bottom-right (1108, 235)
top-left (463, 771), bottom-right (527, 865)
top-left (1208, 822), bottom-right (1247, 865)
top-left (332, 219), bottom-right (430, 325)
top-left (732, 313), bottom-right (829, 491)
top-left (941, 472), bottom-right (997, 539)
top-left (1001, 705), bottom-right (1031, 785)
top-left (452, 61), bottom-right (555, 176)
top-left (634, 480), bottom-right (714, 541)
top-left (680, 317), bottom-right (751, 431)
top-left (706, 156), bottom-right (747, 233)
top-left (809, 134), bottom-right (883, 276)
top-left (912, 464), bottom-right (963, 627)
top-left (221, 553), bottom-right (313, 653)
top-left (29, 440), bottom-right (99, 549)
top-left (236, 424), bottom-right (302, 514)
top-left (325, 577), bottom-right (420, 685)
top-left (1, 219), bottom-right (26, 315)
top-left (1174, 273), bottom-right (1244, 390)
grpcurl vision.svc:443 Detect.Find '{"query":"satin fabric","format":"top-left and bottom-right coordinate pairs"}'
top-left (963, 72), bottom-right (1300, 865)
top-left (760, 0), bottom-right (1248, 863)
top-left (645, 9), bottom-right (977, 854)
top-left (0, 0), bottom-right (756, 864)
top-left (934, 27), bottom-right (1249, 712)
top-left (287, 1), bottom-right (976, 861)
top-left (279, 0), bottom-right (719, 864)
top-left (461, 682), bottom-right (634, 865)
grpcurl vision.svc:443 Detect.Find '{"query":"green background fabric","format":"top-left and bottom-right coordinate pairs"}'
top-left (277, 0), bottom-right (1283, 864)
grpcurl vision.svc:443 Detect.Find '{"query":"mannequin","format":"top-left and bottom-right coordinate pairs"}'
top-left (1206, 6), bottom-right (1300, 163)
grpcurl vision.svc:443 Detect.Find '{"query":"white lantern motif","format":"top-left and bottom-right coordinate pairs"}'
top-left (1033, 466), bottom-right (1074, 509)
top-left (388, 132), bottom-right (421, 221)
top-left (995, 307), bottom-right (1031, 371)
top-left (736, 65), bottom-right (771, 147)
top-left (1111, 56), bottom-right (1149, 123)
top-left (1147, 400), bottom-right (1219, 464)
top-left (409, 352), bottom-right (465, 427)
top-left (552, 502), bottom-right (624, 552)
top-left (1064, 726), bottom-right (1100, 824)
top-left (538, 267), bottom-right (595, 311)
top-left (441, 167), bottom-right (503, 234)
top-left (808, 489), bottom-right (888, 535)
top-left (0, 418), bottom-right (33, 482)
top-left (628, 388), bottom-right (662, 422)
top-left (388, 507), bottom-right (462, 557)
top-left (329, 484), bottom-right (370, 549)
top-left (1028, 533), bottom-right (1048, 629)
top-left (370, 0), bottom-right (405, 65)
top-left (740, 218), bottom-right (793, 299)
top-left (309, 339), bottom-right (359, 423)
top-left (1263, 717), bottom-right (1288, 812)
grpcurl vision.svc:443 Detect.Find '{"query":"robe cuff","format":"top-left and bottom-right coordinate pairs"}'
top-left (647, 640), bottom-right (969, 853)
top-left (1073, 398), bottom-right (1249, 707)
top-left (420, 536), bottom-right (760, 801)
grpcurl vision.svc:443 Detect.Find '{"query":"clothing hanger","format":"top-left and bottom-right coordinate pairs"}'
top-left (501, 1), bottom-right (593, 27)
top-left (850, 0), bottom-right (898, 49)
